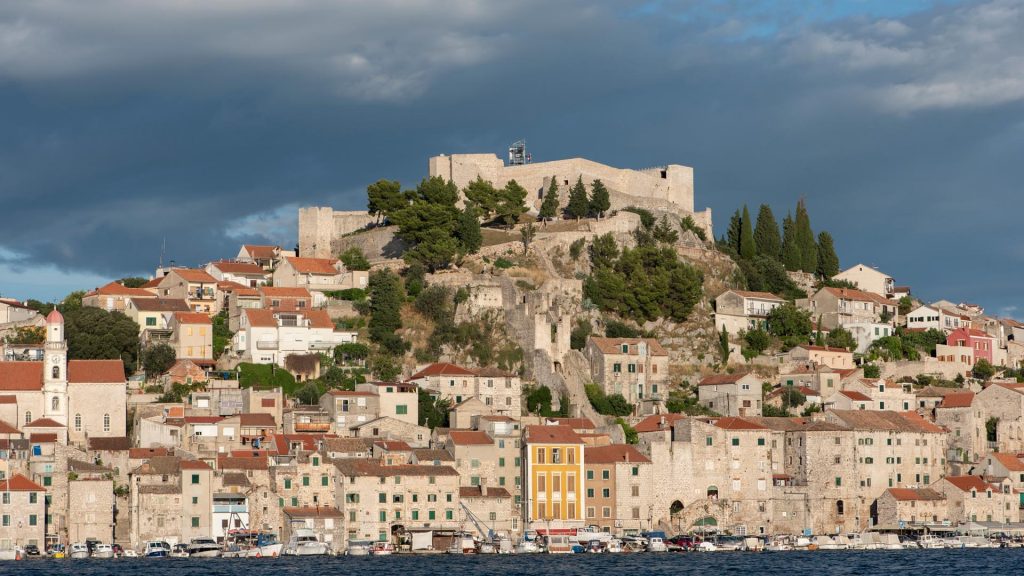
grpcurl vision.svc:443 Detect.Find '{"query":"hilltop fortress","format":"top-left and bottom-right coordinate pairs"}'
top-left (299, 152), bottom-right (711, 258)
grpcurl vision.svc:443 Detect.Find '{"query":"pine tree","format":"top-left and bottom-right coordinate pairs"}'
top-left (495, 179), bottom-right (528, 229)
top-left (538, 177), bottom-right (560, 222)
top-left (589, 179), bottom-right (611, 219)
top-left (726, 209), bottom-right (742, 254)
top-left (816, 231), bottom-right (839, 279)
top-left (782, 213), bottom-right (800, 271)
top-left (565, 176), bottom-right (589, 221)
top-left (794, 199), bottom-right (817, 274)
top-left (456, 205), bottom-right (482, 254)
top-left (753, 204), bottom-right (781, 260)
top-left (739, 205), bottom-right (756, 260)
top-left (463, 176), bottom-right (499, 221)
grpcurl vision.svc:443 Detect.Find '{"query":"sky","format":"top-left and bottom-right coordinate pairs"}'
top-left (0, 0), bottom-right (1021, 317)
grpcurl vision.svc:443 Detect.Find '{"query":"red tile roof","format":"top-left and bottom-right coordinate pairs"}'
top-left (796, 345), bottom-right (851, 354)
top-left (0, 362), bottom-right (43, 391)
top-left (130, 297), bottom-right (191, 312)
top-left (29, 433), bottom-right (58, 443)
top-left (526, 425), bottom-right (583, 445)
top-left (259, 287), bottom-right (312, 298)
top-left (87, 281), bottom-right (156, 298)
top-left (284, 257), bottom-right (340, 275)
top-left (698, 373), bottom-right (755, 386)
top-left (243, 245), bottom-right (279, 260)
top-left (129, 447), bottom-right (169, 459)
top-left (68, 359), bottom-right (125, 383)
top-left (585, 444), bottom-right (651, 464)
top-left (326, 390), bottom-right (377, 397)
top-left (0, 420), bottom-right (20, 435)
top-left (239, 413), bottom-right (277, 427)
top-left (823, 287), bottom-right (897, 306)
top-left (587, 337), bottom-right (668, 356)
top-left (547, 417), bottom-right (597, 430)
top-left (243, 308), bottom-right (278, 328)
top-left (0, 395), bottom-right (15, 404)
top-left (886, 488), bottom-right (945, 501)
top-left (939, 391), bottom-right (974, 409)
top-left (88, 436), bottom-right (131, 451)
top-left (184, 416), bottom-right (224, 424)
top-left (167, 268), bottom-right (218, 283)
top-left (712, 417), bottom-right (767, 430)
top-left (333, 459), bottom-right (458, 477)
top-left (410, 362), bottom-right (477, 379)
top-left (944, 475), bottom-right (999, 493)
top-left (305, 310), bottom-right (335, 329)
top-left (838, 390), bottom-right (872, 402)
top-left (723, 290), bottom-right (785, 301)
top-left (459, 486), bottom-right (511, 499)
top-left (180, 460), bottom-right (212, 470)
top-left (634, 413), bottom-right (685, 433)
top-left (25, 417), bottom-right (65, 428)
top-left (174, 312), bottom-right (212, 325)
top-left (991, 453), bottom-right (1024, 472)
top-left (218, 456), bottom-right (269, 470)
top-left (447, 430), bottom-right (493, 446)
top-left (0, 474), bottom-right (44, 492)
top-left (374, 440), bottom-right (413, 451)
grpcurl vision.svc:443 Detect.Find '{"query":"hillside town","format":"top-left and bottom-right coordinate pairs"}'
top-left (1, 149), bottom-right (1023, 557)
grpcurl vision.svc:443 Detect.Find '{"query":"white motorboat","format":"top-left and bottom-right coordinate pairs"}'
top-left (70, 542), bottom-right (91, 559)
top-left (606, 539), bottom-right (623, 553)
top-left (545, 534), bottom-right (573, 554)
top-left (813, 535), bottom-right (847, 550)
top-left (647, 537), bottom-right (668, 552)
top-left (92, 543), bottom-right (115, 558)
top-left (573, 525), bottom-right (613, 544)
top-left (283, 529), bottom-right (330, 556)
top-left (187, 537), bottom-right (222, 558)
top-left (370, 541), bottom-right (394, 556)
top-left (345, 541), bottom-right (371, 556)
top-left (0, 548), bottom-right (22, 561)
top-left (122, 549), bottom-right (139, 558)
top-left (876, 533), bottom-right (905, 550)
top-left (144, 541), bottom-right (171, 557)
top-left (446, 534), bottom-right (476, 554)
top-left (170, 543), bottom-right (190, 558)
top-left (514, 539), bottom-right (542, 554)
top-left (696, 541), bottom-right (718, 552)
top-left (917, 534), bottom-right (946, 549)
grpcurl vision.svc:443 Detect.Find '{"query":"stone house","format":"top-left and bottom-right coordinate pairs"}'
top-left (232, 308), bottom-right (357, 367)
top-left (205, 261), bottom-right (270, 288)
top-left (933, 391), bottom-right (982, 465)
top-left (156, 268), bottom-right (220, 314)
top-left (799, 287), bottom-right (898, 330)
top-left (696, 373), bottom-right (763, 417)
top-left (825, 390), bottom-right (873, 411)
top-left (409, 363), bottom-right (522, 418)
top-left (460, 486), bottom-right (517, 537)
top-left (282, 506), bottom-right (344, 553)
top-left (169, 312), bottom-right (214, 363)
top-left (584, 444), bottom-right (652, 534)
top-left (125, 297), bottom-right (191, 334)
top-left (446, 430), bottom-right (498, 488)
top-left (237, 244), bottom-right (295, 270)
top-left (272, 451), bottom-right (336, 510)
top-left (585, 337), bottom-right (669, 408)
top-left (82, 281), bottom-right (156, 313)
top-left (0, 474), bottom-right (45, 550)
top-left (875, 488), bottom-right (948, 527)
top-left (906, 305), bottom-right (969, 333)
top-left (333, 459), bottom-right (461, 546)
top-left (319, 390), bottom-right (380, 431)
top-left (842, 322), bottom-right (895, 354)
top-left (448, 397), bottom-right (490, 429)
top-left (350, 417), bottom-right (430, 448)
top-left (787, 345), bottom-right (854, 370)
top-left (273, 256), bottom-right (368, 292)
top-left (972, 383), bottom-right (1024, 454)
top-left (478, 416), bottom-right (524, 503)
top-left (986, 452), bottom-right (1024, 493)
top-left (778, 365), bottom-right (844, 395)
top-left (354, 382), bottom-right (418, 426)
top-left (180, 460), bottom-right (214, 544)
top-left (523, 425), bottom-right (586, 528)
top-left (713, 290), bottom-right (785, 336)
top-left (934, 475), bottom-right (1018, 524)
top-left (67, 474), bottom-right (115, 545)
top-left (832, 264), bottom-right (895, 298)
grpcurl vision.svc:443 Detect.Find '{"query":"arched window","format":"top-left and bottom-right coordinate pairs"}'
top-left (75, 414), bottom-right (82, 431)
top-left (25, 411), bottom-right (32, 424)
top-left (103, 413), bottom-right (111, 432)
top-left (51, 396), bottom-right (60, 411)
top-left (707, 485), bottom-right (719, 499)
top-left (837, 500), bottom-right (845, 516)
top-left (52, 366), bottom-right (60, 379)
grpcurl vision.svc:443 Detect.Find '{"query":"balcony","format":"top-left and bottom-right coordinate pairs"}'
top-left (213, 504), bottom-right (248, 514)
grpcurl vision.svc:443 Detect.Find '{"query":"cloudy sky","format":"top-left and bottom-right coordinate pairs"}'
top-left (0, 0), bottom-right (1021, 316)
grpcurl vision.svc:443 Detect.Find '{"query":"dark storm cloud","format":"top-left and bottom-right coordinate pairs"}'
top-left (0, 0), bottom-right (1021, 315)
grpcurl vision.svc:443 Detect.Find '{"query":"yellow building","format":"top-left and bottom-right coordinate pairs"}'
top-left (524, 425), bottom-right (585, 527)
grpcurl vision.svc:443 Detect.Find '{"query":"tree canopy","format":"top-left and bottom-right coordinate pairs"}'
top-left (389, 177), bottom-right (466, 270)
top-left (565, 176), bottom-right (589, 220)
top-left (589, 179), bottom-right (610, 219)
top-left (368, 269), bottom-right (407, 356)
top-left (538, 177), bottom-right (560, 221)
top-left (64, 307), bottom-right (139, 375)
top-left (366, 179), bottom-right (405, 223)
top-left (143, 344), bottom-right (177, 378)
top-left (339, 247), bottom-right (371, 271)
top-left (753, 204), bottom-right (781, 260)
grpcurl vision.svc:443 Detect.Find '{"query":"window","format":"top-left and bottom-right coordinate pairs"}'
top-left (412, 510), bottom-right (419, 520)
top-left (428, 510), bottom-right (436, 520)
top-left (586, 488), bottom-right (594, 498)
top-left (396, 405), bottom-right (408, 415)
top-left (74, 414), bottom-right (82, 431)
top-left (499, 457), bottom-right (505, 468)
top-left (146, 317), bottom-right (157, 326)
top-left (731, 438), bottom-right (739, 446)
top-left (632, 466), bottom-right (639, 476)
top-left (29, 493), bottom-right (37, 504)
top-left (1, 515), bottom-right (7, 527)
top-left (628, 364), bottom-right (636, 373)
top-left (602, 470), bottom-right (609, 480)
top-left (191, 474), bottom-right (200, 485)
top-left (445, 510), bottom-right (453, 520)
top-left (706, 436), bottom-right (713, 446)
top-left (322, 475), bottom-right (329, 487)
top-left (312, 456), bottom-right (319, 466)
top-left (379, 493), bottom-right (387, 503)
top-left (757, 438), bottom-right (765, 446)
top-left (192, 496), bottom-right (198, 504)
top-left (192, 517), bottom-right (200, 528)
top-left (24, 411), bottom-right (31, 425)
top-left (302, 476), bottom-right (310, 487)
top-left (29, 514), bottom-right (37, 526)
top-left (284, 478), bottom-right (292, 489)
top-left (537, 449), bottom-right (546, 464)
top-left (835, 477), bottom-right (842, 487)
top-left (613, 363), bottom-right (622, 373)
top-left (103, 413), bottom-right (110, 432)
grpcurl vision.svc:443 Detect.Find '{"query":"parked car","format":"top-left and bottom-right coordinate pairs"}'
top-left (23, 544), bottom-right (41, 557)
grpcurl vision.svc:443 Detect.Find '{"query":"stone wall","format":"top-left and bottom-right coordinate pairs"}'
top-left (298, 207), bottom-right (376, 258)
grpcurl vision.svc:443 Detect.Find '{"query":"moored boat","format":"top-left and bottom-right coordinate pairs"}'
top-left (170, 543), bottom-right (190, 558)
top-left (69, 542), bottom-right (91, 559)
top-left (345, 541), bottom-right (372, 556)
top-left (283, 529), bottom-right (330, 556)
top-left (370, 541), bottom-right (394, 556)
top-left (187, 537), bottom-right (222, 558)
top-left (92, 543), bottom-right (115, 558)
top-left (144, 541), bottom-right (171, 557)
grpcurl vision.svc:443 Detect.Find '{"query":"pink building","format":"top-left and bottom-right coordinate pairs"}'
top-left (946, 328), bottom-right (996, 364)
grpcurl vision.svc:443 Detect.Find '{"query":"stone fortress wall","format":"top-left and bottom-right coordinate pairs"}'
top-left (299, 153), bottom-right (711, 258)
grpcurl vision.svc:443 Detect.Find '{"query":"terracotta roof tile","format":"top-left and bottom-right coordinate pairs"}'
top-left (284, 506), bottom-right (343, 518)
top-left (259, 287), bottom-right (312, 298)
top-left (938, 391), bottom-right (974, 409)
top-left (180, 460), bottom-right (212, 470)
top-left (838, 390), bottom-right (872, 401)
top-left (68, 359), bottom-right (125, 383)
top-left (88, 436), bottom-right (131, 451)
top-left (243, 245), bottom-right (279, 259)
top-left (0, 420), bottom-right (20, 435)
top-left (129, 447), bottom-right (170, 459)
top-left (209, 261), bottom-right (267, 275)
top-left (944, 475), bottom-right (1000, 493)
top-left (712, 417), bottom-right (767, 430)
top-left (699, 373), bottom-right (755, 386)
top-left (0, 474), bottom-right (44, 492)
top-left (410, 362), bottom-right (477, 379)
top-left (585, 444), bottom-right (651, 464)
top-left (283, 257), bottom-right (341, 275)
top-left (167, 268), bottom-right (217, 283)
top-left (174, 312), bottom-right (212, 325)
top-left (130, 297), bottom-right (192, 312)
top-left (887, 488), bottom-right (945, 501)
top-left (459, 486), bottom-right (511, 498)
top-left (88, 281), bottom-right (157, 298)
top-left (722, 290), bottom-right (785, 301)
top-left (333, 459), bottom-right (459, 477)
top-left (412, 449), bottom-right (454, 462)
top-left (796, 345), bottom-right (852, 354)
top-left (239, 413), bottom-right (277, 427)
top-left (991, 453), bottom-right (1024, 472)
top-left (525, 425), bottom-right (583, 444)
top-left (29, 433), bottom-right (58, 443)
top-left (547, 417), bottom-right (596, 430)
top-left (0, 395), bottom-right (16, 404)
top-left (25, 417), bottom-right (65, 428)
top-left (447, 430), bottom-right (492, 446)
top-left (0, 362), bottom-right (42, 391)
top-left (217, 456), bottom-right (269, 470)
top-left (634, 413), bottom-right (685, 433)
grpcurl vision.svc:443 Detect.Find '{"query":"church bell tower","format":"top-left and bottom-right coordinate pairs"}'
top-left (42, 309), bottom-right (69, 425)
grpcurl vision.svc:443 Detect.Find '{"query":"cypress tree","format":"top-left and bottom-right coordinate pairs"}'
top-left (538, 177), bottom-right (560, 222)
top-left (782, 213), bottom-right (800, 272)
top-left (456, 205), bottom-right (482, 254)
top-left (589, 179), bottom-right (611, 219)
top-left (726, 209), bottom-right (742, 254)
top-left (739, 205), bottom-right (756, 260)
top-left (794, 199), bottom-right (817, 273)
top-left (565, 176), bottom-right (589, 221)
top-left (753, 204), bottom-right (781, 260)
top-left (816, 231), bottom-right (840, 278)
